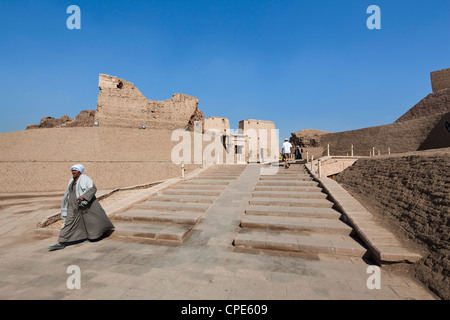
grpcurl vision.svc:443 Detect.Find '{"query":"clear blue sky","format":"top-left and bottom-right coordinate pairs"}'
top-left (0, 0), bottom-right (449, 143)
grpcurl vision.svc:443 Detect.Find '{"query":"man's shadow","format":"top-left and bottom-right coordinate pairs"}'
top-left (64, 229), bottom-right (115, 247)
top-left (89, 228), bottom-right (115, 243)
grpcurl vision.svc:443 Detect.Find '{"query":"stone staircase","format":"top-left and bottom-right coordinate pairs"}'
top-left (111, 165), bottom-right (247, 244)
top-left (233, 162), bottom-right (369, 258)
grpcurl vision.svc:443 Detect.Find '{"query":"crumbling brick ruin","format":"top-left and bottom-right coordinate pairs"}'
top-left (95, 74), bottom-right (204, 131)
top-left (26, 110), bottom-right (95, 129)
top-left (26, 74), bottom-right (205, 131)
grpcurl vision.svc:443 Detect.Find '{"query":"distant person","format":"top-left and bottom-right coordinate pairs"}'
top-left (282, 138), bottom-right (293, 168)
top-left (295, 145), bottom-right (302, 160)
top-left (48, 164), bottom-right (115, 251)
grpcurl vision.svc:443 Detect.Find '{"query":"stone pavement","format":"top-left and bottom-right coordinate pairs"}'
top-left (0, 164), bottom-right (438, 300)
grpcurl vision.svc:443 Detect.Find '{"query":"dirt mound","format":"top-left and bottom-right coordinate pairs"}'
top-left (335, 150), bottom-right (450, 300)
top-left (26, 110), bottom-right (95, 129)
top-left (291, 129), bottom-right (330, 147)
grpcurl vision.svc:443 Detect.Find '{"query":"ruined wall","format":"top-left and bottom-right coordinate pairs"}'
top-left (25, 73), bottom-right (204, 131)
top-left (26, 110), bottom-right (95, 129)
top-left (291, 129), bottom-right (330, 148)
top-left (335, 149), bottom-right (450, 300)
top-left (95, 74), bottom-right (204, 131)
top-left (431, 68), bottom-right (450, 93)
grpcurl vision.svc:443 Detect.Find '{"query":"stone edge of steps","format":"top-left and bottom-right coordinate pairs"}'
top-left (304, 162), bottom-right (423, 265)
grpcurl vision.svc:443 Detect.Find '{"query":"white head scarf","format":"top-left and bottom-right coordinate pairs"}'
top-left (71, 164), bottom-right (85, 174)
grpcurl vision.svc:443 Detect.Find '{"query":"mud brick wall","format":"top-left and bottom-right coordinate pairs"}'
top-left (319, 114), bottom-right (443, 156)
top-left (335, 152), bottom-right (450, 300)
top-left (0, 127), bottom-right (203, 192)
top-left (0, 161), bottom-right (200, 193)
top-left (431, 68), bottom-right (450, 93)
top-left (395, 88), bottom-right (450, 123)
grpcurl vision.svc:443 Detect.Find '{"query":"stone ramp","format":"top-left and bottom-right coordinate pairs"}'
top-left (305, 163), bottom-right (424, 265)
top-left (111, 165), bottom-right (247, 244)
top-left (233, 162), bottom-right (369, 259)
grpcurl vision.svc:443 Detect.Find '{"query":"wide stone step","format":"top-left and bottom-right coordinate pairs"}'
top-left (198, 171), bottom-right (244, 176)
top-left (261, 172), bottom-right (309, 177)
top-left (254, 185), bottom-right (321, 192)
top-left (148, 194), bottom-right (216, 203)
top-left (249, 197), bottom-right (334, 208)
top-left (184, 179), bottom-right (230, 185)
top-left (260, 175), bottom-right (312, 180)
top-left (245, 205), bottom-right (342, 219)
top-left (257, 180), bottom-right (318, 187)
top-left (163, 189), bottom-right (222, 196)
top-left (273, 168), bottom-right (308, 172)
top-left (195, 175), bottom-right (238, 180)
top-left (205, 170), bottom-right (245, 174)
top-left (209, 165), bottom-right (247, 170)
top-left (269, 163), bottom-right (307, 167)
top-left (174, 184), bottom-right (227, 191)
top-left (233, 230), bottom-right (368, 258)
top-left (114, 209), bottom-right (202, 225)
top-left (252, 191), bottom-right (327, 199)
top-left (112, 221), bottom-right (193, 243)
top-left (272, 166), bottom-right (308, 171)
top-left (241, 215), bottom-right (353, 235)
top-left (135, 201), bottom-right (210, 212)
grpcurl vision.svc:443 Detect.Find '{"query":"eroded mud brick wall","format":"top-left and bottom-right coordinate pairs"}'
top-left (431, 68), bottom-right (450, 93)
top-left (95, 74), bottom-right (203, 130)
top-left (319, 114), bottom-right (443, 156)
top-left (0, 127), bottom-right (203, 192)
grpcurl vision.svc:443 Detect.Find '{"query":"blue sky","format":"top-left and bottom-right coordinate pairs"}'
top-left (0, 0), bottom-right (449, 143)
